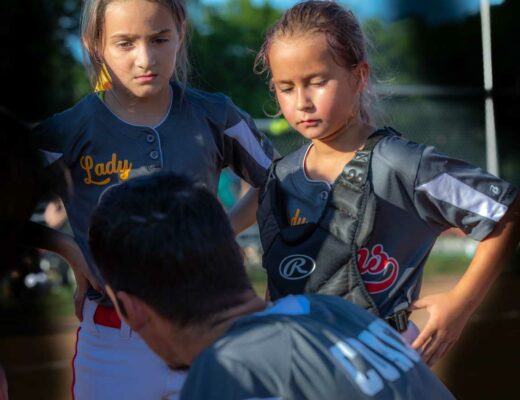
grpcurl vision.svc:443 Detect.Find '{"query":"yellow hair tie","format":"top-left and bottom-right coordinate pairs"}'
top-left (95, 63), bottom-right (112, 92)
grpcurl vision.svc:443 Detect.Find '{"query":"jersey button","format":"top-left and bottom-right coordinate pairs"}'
top-left (320, 190), bottom-right (329, 200)
top-left (146, 134), bottom-right (155, 143)
top-left (149, 150), bottom-right (159, 160)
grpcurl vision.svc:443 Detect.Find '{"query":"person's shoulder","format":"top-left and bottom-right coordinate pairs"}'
top-left (274, 144), bottom-right (309, 180)
top-left (372, 127), bottom-right (427, 179)
top-left (376, 127), bottom-right (426, 161)
top-left (180, 85), bottom-right (236, 117)
top-left (216, 314), bottom-right (288, 352)
top-left (39, 93), bottom-right (99, 132)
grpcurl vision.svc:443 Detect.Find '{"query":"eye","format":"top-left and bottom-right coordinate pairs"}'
top-left (278, 86), bottom-right (293, 94)
top-left (153, 37), bottom-right (169, 44)
top-left (116, 41), bottom-right (133, 49)
top-left (311, 79), bottom-right (327, 87)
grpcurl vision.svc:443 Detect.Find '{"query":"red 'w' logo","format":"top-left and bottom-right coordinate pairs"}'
top-left (357, 244), bottom-right (399, 294)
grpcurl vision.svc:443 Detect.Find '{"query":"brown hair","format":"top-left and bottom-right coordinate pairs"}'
top-left (80, 0), bottom-right (189, 91)
top-left (254, 0), bottom-right (374, 123)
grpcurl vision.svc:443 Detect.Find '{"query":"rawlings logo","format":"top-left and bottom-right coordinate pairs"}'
top-left (279, 255), bottom-right (316, 280)
top-left (357, 244), bottom-right (399, 294)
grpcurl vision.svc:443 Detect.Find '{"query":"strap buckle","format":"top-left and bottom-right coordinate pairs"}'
top-left (385, 310), bottom-right (409, 333)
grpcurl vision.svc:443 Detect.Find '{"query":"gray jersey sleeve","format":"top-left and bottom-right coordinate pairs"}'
top-left (180, 350), bottom-right (277, 400)
top-left (413, 145), bottom-right (518, 240)
top-left (221, 96), bottom-right (274, 188)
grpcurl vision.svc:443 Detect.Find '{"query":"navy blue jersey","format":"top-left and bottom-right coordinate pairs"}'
top-left (34, 83), bottom-right (274, 294)
top-left (274, 132), bottom-right (517, 317)
top-left (181, 295), bottom-right (454, 400)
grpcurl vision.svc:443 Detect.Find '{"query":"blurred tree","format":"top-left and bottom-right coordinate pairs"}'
top-left (365, 0), bottom-right (518, 185)
top-left (189, 0), bottom-right (281, 117)
top-left (368, 0), bottom-right (519, 89)
top-left (365, 19), bottom-right (422, 85)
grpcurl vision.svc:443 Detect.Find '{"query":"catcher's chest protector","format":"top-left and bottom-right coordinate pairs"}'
top-left (258, 130), bottom-right (394, 316)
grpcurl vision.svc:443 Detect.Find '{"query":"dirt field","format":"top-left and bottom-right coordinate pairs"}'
top-left (1, 273), bottom-right (518, 399)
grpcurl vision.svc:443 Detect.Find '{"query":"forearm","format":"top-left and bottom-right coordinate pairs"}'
top-left (23, 220), bottom-right (66, 251)
top-left (228, 187), bottom-right (260, 235)
top-left (22, 221), bottom-right (100, 290)
top-left (452, 196), bottom-right (520, 312)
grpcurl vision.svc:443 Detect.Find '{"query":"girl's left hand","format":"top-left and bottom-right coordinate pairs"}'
top-left (410, 290), bottom-right (472, 366)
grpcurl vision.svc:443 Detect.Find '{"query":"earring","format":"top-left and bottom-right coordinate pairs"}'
top-left (95, 63), bottom-right (112, 92)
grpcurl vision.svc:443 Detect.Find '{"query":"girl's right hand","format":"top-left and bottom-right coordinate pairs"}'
top-left (61, 236), bottom-right (102, 293)
top-left (62, 238), bottom-right (103, 321)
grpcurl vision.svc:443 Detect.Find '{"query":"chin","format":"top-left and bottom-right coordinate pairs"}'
top-left (131, 86), bottom-right (161, 99)
top-left (297, 130), bottom-right (329, 141)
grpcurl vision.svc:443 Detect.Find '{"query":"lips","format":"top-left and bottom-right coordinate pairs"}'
top-left (298, 119), bottom-right (320, 127)
top-left (135, 74), bottom-right (157, 82)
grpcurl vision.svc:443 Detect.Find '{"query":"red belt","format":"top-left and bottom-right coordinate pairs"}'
top-left (93, 304), bottom-right (121, 329)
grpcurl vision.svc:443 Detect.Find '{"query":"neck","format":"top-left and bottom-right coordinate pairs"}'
top-left (312, 120), bottom-right (375, 157)
top-left (164, 290), bottom-right (266, 367)
top-left (104, 84), bottom-right (171, 127)
top-left (304, 120), bottom-right (376, 183)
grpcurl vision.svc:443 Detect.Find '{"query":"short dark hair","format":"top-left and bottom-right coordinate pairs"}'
top-left (89, 173), bottom-right (252, 326)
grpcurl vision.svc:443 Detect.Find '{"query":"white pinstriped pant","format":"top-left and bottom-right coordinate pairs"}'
top-left (72, 298), bottom-right (186, 399)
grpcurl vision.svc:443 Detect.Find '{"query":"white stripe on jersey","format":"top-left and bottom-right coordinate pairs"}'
top-left (224, 120), bottom-right (271, 169)
top-left (417, 172), bottom-right (507, 222)
top-left (39, 149), bottom-right (63, 166)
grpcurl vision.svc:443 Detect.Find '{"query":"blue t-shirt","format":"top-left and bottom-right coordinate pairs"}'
top-left (181, 295), bottom-right (454, 400)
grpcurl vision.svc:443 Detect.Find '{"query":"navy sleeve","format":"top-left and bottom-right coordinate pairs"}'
top-left (32, 103), bottom-right (88, 168)
top-left (221, 97), bottom-right (275, 188)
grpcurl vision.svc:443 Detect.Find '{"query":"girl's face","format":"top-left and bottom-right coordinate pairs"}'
top-left (268, 33), bottom-right (367, 143)
top-left (101, 0), bottom-right (182, 99)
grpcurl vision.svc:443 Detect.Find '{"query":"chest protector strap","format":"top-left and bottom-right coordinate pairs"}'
top-left (258, 129), bottom-right (394, 316)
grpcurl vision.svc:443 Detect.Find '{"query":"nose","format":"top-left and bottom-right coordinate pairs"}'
top-left (296, 87), bottom-right (313, 111)
top-left (136, 43), bottom-right (156, 70)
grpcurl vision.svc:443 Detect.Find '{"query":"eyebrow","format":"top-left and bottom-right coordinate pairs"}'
top-left (109, 29), bottom-right (173, 40)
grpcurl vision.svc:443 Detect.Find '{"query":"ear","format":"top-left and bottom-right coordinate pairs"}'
top-left (105, 285), bottom-right (149, 331)
top-left (353, 61), bottom-right (369, 93)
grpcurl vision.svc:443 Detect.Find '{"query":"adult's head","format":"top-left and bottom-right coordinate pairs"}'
top-left (89, 173), bottom-right (258, 367)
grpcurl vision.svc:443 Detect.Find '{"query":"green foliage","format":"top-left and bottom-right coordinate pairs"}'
top-left (189, 0), bottom-right (281, 117)
top-left (365, 19), bottom-right (422, 85)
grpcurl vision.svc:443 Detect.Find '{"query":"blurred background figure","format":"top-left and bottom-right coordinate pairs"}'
top-left (42, 198), bottom-right (74, 287)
